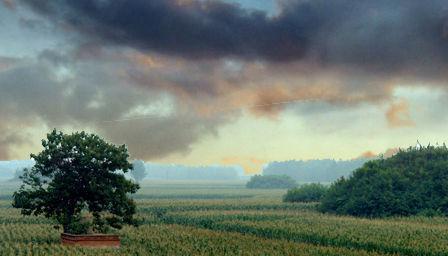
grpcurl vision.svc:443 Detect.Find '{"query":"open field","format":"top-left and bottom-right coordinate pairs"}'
top-left (1, 181), bottom-right (447, 255)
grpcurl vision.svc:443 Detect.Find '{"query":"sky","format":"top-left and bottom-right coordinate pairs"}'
top-left (1, 0), bottom-right (448, 173)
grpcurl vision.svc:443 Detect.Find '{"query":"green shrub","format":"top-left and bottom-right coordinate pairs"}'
top-left (283, 183), bottom-right (328, 203)
top-left (320, 145), bottom-right (448, 217)
top-left (65, 215), bottom-right (92, 234)
top-left (246, 175), bottom-right (297, 189)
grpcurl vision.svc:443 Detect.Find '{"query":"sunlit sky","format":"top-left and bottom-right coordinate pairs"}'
top-left (1, 0), bottom-right (448, 173)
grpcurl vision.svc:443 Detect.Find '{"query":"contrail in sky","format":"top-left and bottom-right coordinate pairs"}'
top-left (100, 98), bottom-right (317, 124)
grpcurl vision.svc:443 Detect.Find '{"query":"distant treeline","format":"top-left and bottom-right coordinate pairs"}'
top-left (263, 158), bottom-right (371, 183)
top-left (144, 163), bottom-right (245, 180)
top-left (0, 160), bottom-right (34, 180)
top-left (246, 175), bottom-right (297, 189)
top-left (0, 161), bottom-right (246, 181)
top-left (1, 159), bottom-right (370, 182)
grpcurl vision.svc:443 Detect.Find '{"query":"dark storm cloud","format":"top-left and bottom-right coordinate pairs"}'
top-left (17, 0), bottom-right (448, 75)
top-left (19, 0), bottom-right (304, 61)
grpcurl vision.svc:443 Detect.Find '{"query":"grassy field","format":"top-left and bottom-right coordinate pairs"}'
top-left (1, 180), bottom-right (447, 255)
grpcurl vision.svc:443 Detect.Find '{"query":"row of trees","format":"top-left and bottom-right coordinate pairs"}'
top-left (246, 175), bottom-right (297, 189)
top-left (142, 164), bottom-right (243, 180)
top-left (263, 158), bottom-right (368, 183)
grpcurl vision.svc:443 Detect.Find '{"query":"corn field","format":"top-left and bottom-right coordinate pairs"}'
top-left (1, 181), bottom-right (447, 255)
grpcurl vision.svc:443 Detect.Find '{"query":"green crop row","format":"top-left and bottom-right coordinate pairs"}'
top-left (160, 210), bottom-right (448, 256)
top-left (0, 223), bottom-right (387, 256)
top-left (137, 199), bottom-right (318, 214)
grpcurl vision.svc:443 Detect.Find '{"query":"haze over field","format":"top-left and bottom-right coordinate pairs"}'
top-left (0, 158), bottom-right (369, 182)
top-left (1, 0), bottom-right (448, 174)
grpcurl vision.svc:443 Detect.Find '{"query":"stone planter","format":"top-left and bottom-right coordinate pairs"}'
top-left (61, 233), bottom-right (120, 248)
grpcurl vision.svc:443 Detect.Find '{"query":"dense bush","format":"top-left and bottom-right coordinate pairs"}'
top-left (246, 175), bottom-right (297, 189)
top-left (320, 145), bottom-right (448, 217)
top-left (283, 183), bottom-right (328, 203)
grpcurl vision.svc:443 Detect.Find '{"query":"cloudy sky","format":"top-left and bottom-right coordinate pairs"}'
top-left (1, 0), bottom-right (448, 173)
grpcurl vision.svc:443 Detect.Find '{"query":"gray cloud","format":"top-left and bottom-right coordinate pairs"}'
top-left (0, 56), bottom-right (18, 71)
top-left (0, 132), bottom-right (24, 160)
top-left (1, 0), bottom-right (14, 10)
top-left (102, 115), bottom-right (224, 159)
top-left (15, 0), bottom-right (448, 77)
top-left (17, 0), bottom-right (301, 61)
top-left (0, 53), bottom-right (228, 160)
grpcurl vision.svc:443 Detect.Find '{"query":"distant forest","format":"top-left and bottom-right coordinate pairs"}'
top-left (144, 163), bottom-right (245, 180)
top-left (1, 158), bottom-right (371, 182)
top-left (263, 158), bottom-right (371, 183)
top-left (145, 158), bottom-right (370, 182)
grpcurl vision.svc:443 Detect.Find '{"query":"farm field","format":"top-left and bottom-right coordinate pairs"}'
top-left (0, 181), bottom-right (447, 255)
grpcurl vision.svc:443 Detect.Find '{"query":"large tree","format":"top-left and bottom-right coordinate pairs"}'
top-left (13, 130), bottom-right (139, 234)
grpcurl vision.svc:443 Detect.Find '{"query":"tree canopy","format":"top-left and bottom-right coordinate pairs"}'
top-left (320, 145), bottom-right (448, 217)
top-left (12, 130), bottom-right (139, 234)
top-left (246, 175), bottom-right (297, 189)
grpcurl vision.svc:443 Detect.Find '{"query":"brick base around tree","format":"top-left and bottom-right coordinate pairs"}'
top-left (61, 233), bottom-right (120, 248)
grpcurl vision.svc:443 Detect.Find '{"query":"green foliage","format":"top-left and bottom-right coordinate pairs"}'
top-left (246, 175), bottom-right (297, 189)
top-left (12, 129), bottom-right (139, 234)
top-left (131, 160), bottom-right (147, 183)
top-left (320, 145), bottom-right (448, 217)
top-left (283, 183), bottom-right (328, 203)
top-left (65, 214), bottom-right (92, 235)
